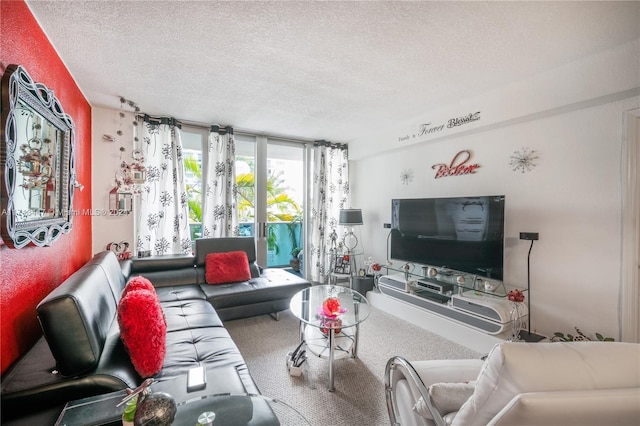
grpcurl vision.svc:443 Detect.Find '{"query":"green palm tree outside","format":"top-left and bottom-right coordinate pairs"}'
top-left (184, 154), bottom-right (302, 255)
top-left (184, 156), bottom-right (203, 224)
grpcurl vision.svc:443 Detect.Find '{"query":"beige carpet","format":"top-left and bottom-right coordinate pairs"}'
top-left (224, 304), bottom-right (481, 426)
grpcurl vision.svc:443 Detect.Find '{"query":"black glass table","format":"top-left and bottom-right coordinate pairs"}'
top-left (55, 391), bottom-right (309, 426)
top-left (175, 393), bottom-right (309, 425)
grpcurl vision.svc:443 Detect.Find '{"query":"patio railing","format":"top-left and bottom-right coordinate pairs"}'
top-left (189, 221), bottom-right (302, 269)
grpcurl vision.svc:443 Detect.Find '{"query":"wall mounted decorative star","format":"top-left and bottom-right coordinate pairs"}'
top-left (400, 169), bottom-right (414, 185)
top-left (509, 148), bottom-right (539, 173)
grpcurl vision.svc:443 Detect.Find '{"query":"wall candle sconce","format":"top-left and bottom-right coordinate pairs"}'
top-left (106, 96), bottom-right (145, 218)
top-left (109, 186), bottom-right (132, 215)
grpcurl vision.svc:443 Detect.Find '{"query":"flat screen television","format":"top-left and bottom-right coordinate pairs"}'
top-left (390, 195), bottom-right (505, 281)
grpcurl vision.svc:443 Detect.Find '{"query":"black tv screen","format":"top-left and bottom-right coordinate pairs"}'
top-left (390, 196), bottom-right (505, 281)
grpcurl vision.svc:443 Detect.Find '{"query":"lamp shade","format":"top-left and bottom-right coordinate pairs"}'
top-left (339, 209), bottom-right (363, 226)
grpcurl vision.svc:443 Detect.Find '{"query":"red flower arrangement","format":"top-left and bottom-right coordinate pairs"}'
top-left (319, 297), bottom-right (347, 335)
top-left (321, 297), bottom-right (346, 318)
top-left (507, 289), bottom-right (525, 303)
top-left (371, 263), bottom-right (382, 272)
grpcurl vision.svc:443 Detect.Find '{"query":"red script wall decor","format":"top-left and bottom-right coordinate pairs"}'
top-left (432, 150), bottom-right (480, 179)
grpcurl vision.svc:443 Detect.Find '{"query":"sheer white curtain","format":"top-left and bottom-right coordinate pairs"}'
top-left (201, 125), bottom-right (238, 237)
top-left (309, 141), bottom-right (350, 283)
top-left (136, 116), bottom-right (192, 255)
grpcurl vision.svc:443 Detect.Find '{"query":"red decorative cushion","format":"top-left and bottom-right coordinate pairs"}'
top-left (122, 275), bottom-right (155, 299)
top-left (205, 251), bottom-right (251, 285)
top-left (117, 289), bottom-right (167, 378)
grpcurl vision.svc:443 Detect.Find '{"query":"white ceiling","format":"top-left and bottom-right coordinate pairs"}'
top-left (26, 1), bottom-right (640, 144)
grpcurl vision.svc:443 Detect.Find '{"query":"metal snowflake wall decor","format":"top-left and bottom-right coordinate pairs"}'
top-left (509, 148), bottom-right (539, 173)
top-left (400, 169), bottom-right (414, 185)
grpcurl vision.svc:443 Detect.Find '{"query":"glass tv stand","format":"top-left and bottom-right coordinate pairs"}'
top-left (384, 263), bottom-right (521, 298)
top-left (378, 263), bottom-right (526, 335)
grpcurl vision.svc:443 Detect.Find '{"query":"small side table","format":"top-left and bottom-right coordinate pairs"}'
top-left (289, 285), bottom-right (370, 391)
top-left (55, 390), bottom-right (309, 425)
top-left (54, 366), bottom-right (262, 425)
top-left (55, 390), bottom-right (126, 426)
top-left (329, 272), bottom-right (352, 288)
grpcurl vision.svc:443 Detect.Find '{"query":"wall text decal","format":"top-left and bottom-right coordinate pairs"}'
top-left (446, 111), bottom-right (481, 128)
top-left (432, 150), bottom-right (480, 179)
top-left (398, 111), bottom-right (482, 143)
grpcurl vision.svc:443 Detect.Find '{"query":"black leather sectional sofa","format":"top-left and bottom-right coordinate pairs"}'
top-left (1, 237), bottom-right (310, 425)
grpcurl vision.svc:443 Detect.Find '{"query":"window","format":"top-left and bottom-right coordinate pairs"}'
top-left (181, 127), bottom-right (307, 269)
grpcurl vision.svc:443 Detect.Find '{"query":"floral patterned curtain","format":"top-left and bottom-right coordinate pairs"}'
top-left (136, 116), bottom-right (192, 255)
top-left (201, 125), bottom-right (238, 237)
top-left (310, 141), bottom-right (350, 283)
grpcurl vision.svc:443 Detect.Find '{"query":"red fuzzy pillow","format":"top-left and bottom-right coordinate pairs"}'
top-left (122, 275), bottom-right (155, 299)
top-left (205, 251), bottom-right (251, 285)
top-left (117, 289), bottom-right (167, 378)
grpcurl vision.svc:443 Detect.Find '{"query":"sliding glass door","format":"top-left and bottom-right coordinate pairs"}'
top-left (182, 126), bottom-right (308, 272)
top-left (238, 136), bottom-right (306, 269)
top-left (263, 140), bottom-right (305, 269)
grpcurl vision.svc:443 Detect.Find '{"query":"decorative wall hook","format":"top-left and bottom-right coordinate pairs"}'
top-left (72, 179), bottom-right (84, 191)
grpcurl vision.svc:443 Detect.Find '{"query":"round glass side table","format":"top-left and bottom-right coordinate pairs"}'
top-left (289, 285), bottom-right (370, 391)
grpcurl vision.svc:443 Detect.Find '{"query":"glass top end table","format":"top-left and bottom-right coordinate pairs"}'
top-left (289, 285), bottom-right (370, 391)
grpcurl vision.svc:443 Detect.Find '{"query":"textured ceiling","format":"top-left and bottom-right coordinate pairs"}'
top-left (25, 1), bottom-right (640, 144)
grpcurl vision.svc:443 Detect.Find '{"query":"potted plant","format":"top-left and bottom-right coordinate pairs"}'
top-left (551, 327), bottom-right (614, 342)
top-left (121, 394), bottom-right (138, 426)
top-left (266, 225), bottom-right (279, 264)
top-left (290, 247), bottom-right (302, 272)
top-left (121, 390), bottom-right (177, 425)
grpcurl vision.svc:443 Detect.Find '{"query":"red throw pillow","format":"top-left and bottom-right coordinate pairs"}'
top-left (122, 275), bottom-right (155, 299)
top-left (205, 251), bottom-right (251, 285)
top-left (117, 289), bottom-right (167, 378)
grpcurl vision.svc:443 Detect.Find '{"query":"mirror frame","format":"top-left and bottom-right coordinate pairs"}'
top-left (1, 65), bottom-right (75, 248)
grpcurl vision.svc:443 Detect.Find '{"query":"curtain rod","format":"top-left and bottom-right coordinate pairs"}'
top-left (314, 139), bottom-right (348, 150)
top-left (136, 113), bottom-right (347, 146)
top-left (173, 117), bottom-right (323, 145)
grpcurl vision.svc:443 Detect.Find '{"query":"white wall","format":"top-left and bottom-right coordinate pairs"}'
top-left (89, 39), bottom-right (639, 343)
top-left (91, 107), bottom-right (135, 255)
top-left (349, 39), bottom-right (640, 161)
top-left (349, 41), bottom-right (640, 341)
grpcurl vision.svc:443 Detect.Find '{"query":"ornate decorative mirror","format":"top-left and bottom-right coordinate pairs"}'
top-left (1, 65), bottom-right (75, 248)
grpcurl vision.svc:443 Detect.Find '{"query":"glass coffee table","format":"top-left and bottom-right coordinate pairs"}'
top-left (175, 393), bottom-right (309, 425)
top-left (55, 391), bottom-right (309, 425)
top-left (289, 285), bottom-right (370, 391)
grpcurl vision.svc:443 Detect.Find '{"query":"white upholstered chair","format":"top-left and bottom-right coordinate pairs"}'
top-left (385, 341), bottom-right (640, 426)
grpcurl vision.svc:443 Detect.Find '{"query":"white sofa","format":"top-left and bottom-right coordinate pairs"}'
top-left (385, 341), bottom-right (640, 426)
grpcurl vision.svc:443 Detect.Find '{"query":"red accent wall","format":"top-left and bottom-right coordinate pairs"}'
top-left (1, 0), bottom-right (92, 373)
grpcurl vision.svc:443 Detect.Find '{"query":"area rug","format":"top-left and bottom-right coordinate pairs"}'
top-left (225, 305), bottom-right (481, 426)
